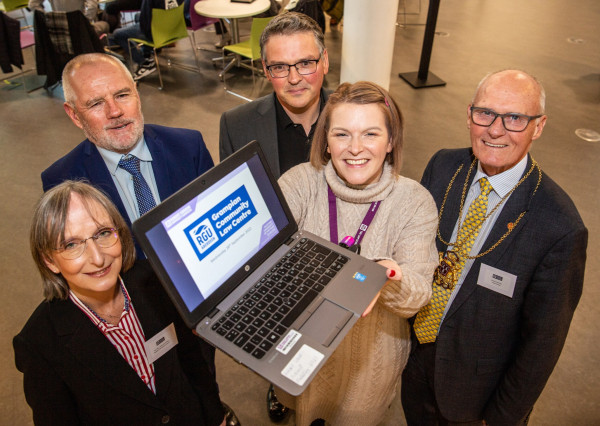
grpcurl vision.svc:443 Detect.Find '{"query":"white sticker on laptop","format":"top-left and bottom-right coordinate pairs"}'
top-left (276, 330), bottom-right (302, 355)
top-left (281, 344), bottom-right (324, 386)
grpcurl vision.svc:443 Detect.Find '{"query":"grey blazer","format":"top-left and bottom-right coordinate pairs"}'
top-left (407, 148), bottom-right (587, 424)
top-left (219, 89), bottom-right (331, 178)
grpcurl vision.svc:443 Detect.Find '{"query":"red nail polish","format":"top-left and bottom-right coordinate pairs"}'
top-left (389, 269), bottom-right (396, 278)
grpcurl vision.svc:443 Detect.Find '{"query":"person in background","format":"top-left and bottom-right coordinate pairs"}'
top-left (110, 0), bottom-right (182, 80)
top-left (219, 12), bottom-right (331, 179)
top-left (102, 0), bottom-right (143, 33)
top-left (276, 81), bottom-right (438, 425)
top-left (14, 181), bottom-right (226, 426)
top-left (401, 69), bottom-right (588, 425)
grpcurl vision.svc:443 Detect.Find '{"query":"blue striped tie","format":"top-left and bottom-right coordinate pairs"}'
top-left (118, 155), bottom-right (157, 216)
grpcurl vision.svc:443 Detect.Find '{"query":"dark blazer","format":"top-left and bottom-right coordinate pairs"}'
top-left (13, 260), bottom-right (225, 426)
top-left (219, 89), bottom-right (331, 178)
top-left (414, 148), bottom-right (587, 424)
top-left (0, 11), bottom-right (24, 73)
top-left (41, 124), bottom-right (214, 254)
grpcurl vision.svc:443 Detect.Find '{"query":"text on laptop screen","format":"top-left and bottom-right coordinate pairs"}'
top-left (144, 154), bottom-right (288, 312)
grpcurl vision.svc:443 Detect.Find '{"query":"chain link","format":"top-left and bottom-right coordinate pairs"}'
top-left (436, 157), bottom-right (542, 260)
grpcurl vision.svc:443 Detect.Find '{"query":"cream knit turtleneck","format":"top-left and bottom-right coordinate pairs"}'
top-left (277, 161), bottom-right (439, 426)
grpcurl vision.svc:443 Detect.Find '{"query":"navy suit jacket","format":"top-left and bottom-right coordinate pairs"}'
top-left (13, 260), bottom-right (225, 426)
top-left (41, 124), bottom-right (214, 255)
top-left (417, 148), bottom-right (587, 424)
top-left (219, 90), bottom-right (331, 178)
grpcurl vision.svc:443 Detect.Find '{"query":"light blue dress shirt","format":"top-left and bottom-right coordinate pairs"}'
top-left (97, 137), bottom-right (161, 223)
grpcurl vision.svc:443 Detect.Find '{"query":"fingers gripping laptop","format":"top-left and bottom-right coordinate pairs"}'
top-left (133, 141), bottom-right (387, 395)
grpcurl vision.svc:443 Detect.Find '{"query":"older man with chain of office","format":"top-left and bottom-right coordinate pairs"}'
top-left (401, 69), bottom-right (587, 425)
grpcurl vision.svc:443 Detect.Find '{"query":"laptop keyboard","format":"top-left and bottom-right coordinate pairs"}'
top-left (211, 238), bottom-right (349, 359)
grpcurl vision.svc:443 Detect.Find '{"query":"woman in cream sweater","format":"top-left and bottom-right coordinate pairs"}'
top-left (275, 81), bottom-right (438, 425)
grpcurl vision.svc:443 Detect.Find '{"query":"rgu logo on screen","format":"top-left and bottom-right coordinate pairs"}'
top-left (184, 185), bottom-right (257, 261)
top-left (190, 220), bottom-right (218, 254)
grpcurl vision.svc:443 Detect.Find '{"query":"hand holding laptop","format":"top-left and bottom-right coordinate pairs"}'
top-left (362, 260), bottom-right (403, 317)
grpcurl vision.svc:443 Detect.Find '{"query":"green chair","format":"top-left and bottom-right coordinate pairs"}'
top-left (128, 4), bottom-right (197, 90)
top-left (222, 16), bottom-right (274, 101)
top-left (1, 0), bottom-right (30, 27)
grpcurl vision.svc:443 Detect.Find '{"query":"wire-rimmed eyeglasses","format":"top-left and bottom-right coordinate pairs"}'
top-left (266, 58), bottom-right (321, 78)
top-left (470, 106), bottom-right (543, 132)
top-left (54, 227), bottom-right (119, 260)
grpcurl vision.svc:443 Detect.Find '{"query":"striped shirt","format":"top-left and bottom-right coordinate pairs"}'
top-left (69, 278), bottom-right (157, 394)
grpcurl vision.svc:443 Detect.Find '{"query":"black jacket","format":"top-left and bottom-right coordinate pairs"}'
top-left (14, 260), bottom-right (225, 426)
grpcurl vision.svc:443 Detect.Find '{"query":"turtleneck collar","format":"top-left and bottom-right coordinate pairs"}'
top-left (324, 161), bottom-right (396, 204)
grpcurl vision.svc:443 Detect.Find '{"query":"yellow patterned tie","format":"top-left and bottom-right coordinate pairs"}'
top-left (414, 177), bottom-right (493, 344)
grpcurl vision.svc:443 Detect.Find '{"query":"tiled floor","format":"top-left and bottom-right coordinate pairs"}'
top-left (1, 0), bottom-right (598, 424)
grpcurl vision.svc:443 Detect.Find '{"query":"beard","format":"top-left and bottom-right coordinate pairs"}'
top-left (81, 109), bottom-right (145, 155)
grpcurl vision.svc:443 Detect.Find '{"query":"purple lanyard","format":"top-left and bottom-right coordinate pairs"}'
top-left (328, 186), bottom-right (381, 245)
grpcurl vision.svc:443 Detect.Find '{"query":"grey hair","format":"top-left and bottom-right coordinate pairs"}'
top-left (260, 12), bottom-right (325, 63)
top-left (472, 69), bottom-right (546, 114)
top-left (62, 53), bottom-right (135, 107)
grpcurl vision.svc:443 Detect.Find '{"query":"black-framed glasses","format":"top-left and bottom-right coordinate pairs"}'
top-left (470, 106), bottom-right (543, 132)
top-left (54, 227), bottom-right (119, 260)
top-left (266, 58), bottom-right (321, 78)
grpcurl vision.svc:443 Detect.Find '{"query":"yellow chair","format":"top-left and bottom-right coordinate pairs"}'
top-left (128, 4), bottom-right (197, 90)
top-left (222, 16), bottom-right (273, 101)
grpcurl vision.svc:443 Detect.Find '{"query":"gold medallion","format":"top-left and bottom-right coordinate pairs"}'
top-left (433, 251), bottom-right (460, 289)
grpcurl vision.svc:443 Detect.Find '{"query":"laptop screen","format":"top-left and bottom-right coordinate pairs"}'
top-left (138, 151), bottom-right (290, 317)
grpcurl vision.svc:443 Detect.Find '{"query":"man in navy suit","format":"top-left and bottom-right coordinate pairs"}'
top-left (42, 53), bottom-right (213, 247)
top-left (41, 53), bottom-right (240, 426)
top-left (401, 70), bottom-right (587, 425)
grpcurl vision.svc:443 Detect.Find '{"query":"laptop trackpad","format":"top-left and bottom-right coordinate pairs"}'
top-left (299, 300), bottom-right (354, 347)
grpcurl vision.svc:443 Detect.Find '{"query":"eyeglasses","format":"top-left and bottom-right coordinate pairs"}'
top-left (54, 227), bottom-right (119, 260)
top-left (266, 58), bottom-right (321, 78)
top-left (470, 106), bottom-right (543, 132)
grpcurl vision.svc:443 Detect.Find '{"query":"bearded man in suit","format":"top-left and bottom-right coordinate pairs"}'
top-left (41, 53), bottom-right (214, 255)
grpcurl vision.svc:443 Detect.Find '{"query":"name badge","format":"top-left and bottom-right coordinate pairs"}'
top-left (144, 323), bottom-right (178, 364)
top-left (477, 263), bottom-right (517, 298)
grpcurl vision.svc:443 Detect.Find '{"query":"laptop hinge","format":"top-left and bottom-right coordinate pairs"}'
top-left (207, 307), bottom-right (220, 318)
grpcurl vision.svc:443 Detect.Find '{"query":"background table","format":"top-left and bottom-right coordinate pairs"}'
top-left (194, 0), bottom-right (270, 44)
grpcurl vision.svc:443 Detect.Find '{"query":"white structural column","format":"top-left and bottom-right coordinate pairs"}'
top-left (340, 0), bottom-right (400, 89)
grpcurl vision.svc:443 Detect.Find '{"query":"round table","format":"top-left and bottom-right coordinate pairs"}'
top-left (194, 0), bottom-right (271, 44)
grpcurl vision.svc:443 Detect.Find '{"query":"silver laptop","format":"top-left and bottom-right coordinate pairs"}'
top-left (133, 141), bottom-right (387, 395)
